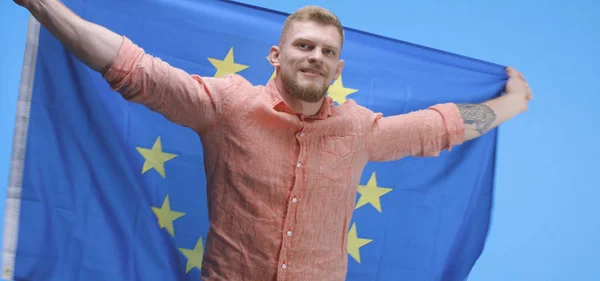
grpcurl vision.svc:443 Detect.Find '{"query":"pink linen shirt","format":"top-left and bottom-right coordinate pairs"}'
top-left (102, 37), bottom-right (465, 281)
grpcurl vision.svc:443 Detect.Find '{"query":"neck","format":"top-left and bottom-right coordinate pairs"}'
top-left (275, 77), bottom-right (323, 116)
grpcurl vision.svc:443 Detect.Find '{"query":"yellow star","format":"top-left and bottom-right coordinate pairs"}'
top-left (266, 56), bottom-right (276, 82)
top-left (135, 136), bottom-right (178, 178)
top-left (347, 223), bottom-right (373, 263)
top-left (151, 195), bottom-right (185, 237)
top-left (328, 75), bottom-right (358, 104)
top-left (179, 237), bottom-right (204, 274)
top-left (355, 172), bottom-right (393, 212)
top-left (208, 47), bottom-right (249, 78)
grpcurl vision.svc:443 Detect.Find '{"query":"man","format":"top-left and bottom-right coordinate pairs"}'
top-left (15, 0), bottom-right (533, 280)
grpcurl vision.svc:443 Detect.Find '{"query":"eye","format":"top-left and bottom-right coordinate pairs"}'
top-left (298, 43), bottom-right (309, 49)
top-left (325, 49), bottom-right (335, 55)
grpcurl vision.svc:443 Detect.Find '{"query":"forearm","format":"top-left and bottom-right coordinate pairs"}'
top-left (28, 0), bottom-right (122, 73)
top-left (458, 94), bottom-right (523, 141)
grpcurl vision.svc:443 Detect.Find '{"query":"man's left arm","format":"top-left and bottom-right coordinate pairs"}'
top-left (365, 66), bottom-right (532, 162)
top-left (458, 66), bottom-right (533, 141)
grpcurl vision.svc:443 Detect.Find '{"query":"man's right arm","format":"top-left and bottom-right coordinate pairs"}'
top-left (22, 0), bottom-right (122, 73)
top-left (19, 0), bottom-right (230, 133)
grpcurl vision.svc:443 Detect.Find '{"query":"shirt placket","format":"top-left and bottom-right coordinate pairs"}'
top-left (276, 120), bottom-right (307, 281)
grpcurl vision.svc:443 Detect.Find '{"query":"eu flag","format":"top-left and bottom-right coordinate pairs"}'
top-left (1, 0), bottom-right (507, 280)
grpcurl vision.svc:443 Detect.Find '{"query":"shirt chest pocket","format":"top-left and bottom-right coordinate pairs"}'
top-left (318, 135), bottom-right (357, 182)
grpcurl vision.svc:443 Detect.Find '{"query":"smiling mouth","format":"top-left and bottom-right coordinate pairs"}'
top-left (300, 68), bottom-right (322, 76)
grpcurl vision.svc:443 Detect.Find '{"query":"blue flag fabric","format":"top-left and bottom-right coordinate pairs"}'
top-left (2, 0), bottom-right (507, 280)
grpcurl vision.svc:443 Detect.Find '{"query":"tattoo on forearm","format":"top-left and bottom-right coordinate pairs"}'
top-left (457, 104), bottom-right (496, 134)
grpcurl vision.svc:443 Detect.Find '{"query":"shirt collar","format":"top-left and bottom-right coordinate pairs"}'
top-left (266, 79), bottom-right (333, 120)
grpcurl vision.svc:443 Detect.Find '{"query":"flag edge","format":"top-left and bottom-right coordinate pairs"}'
top-left (1, 15), bottom-right (40, 281)
top-left (217, 0), bottom-right (507, 71)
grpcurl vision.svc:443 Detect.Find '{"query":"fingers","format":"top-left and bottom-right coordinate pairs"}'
top-left (526, 93), bottom-right (533, 101)
top-left (507, 66), bottom-right (530, 92)
top-left (506, 66), bottom-right (517, 77)
top-left (506, 66), bottom-right (525, 80)
top-left (507, 66), bottom-right (534, 101)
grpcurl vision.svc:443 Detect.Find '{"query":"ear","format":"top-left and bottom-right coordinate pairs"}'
top-left (269, 46), bottom-right (281, 67)
top-left (333, 59), bottom-right (345, 80)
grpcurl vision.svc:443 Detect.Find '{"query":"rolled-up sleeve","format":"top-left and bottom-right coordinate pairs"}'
top-left (102, 36), bottom-right (230, 133)
top-left (366, 103), bottom-right (466, 162)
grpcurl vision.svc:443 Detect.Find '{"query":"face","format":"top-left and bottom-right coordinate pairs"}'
top-left (270, 20), bottom-right (344, 103)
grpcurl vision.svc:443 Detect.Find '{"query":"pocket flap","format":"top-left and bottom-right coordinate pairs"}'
top-left (321, 135), bottom-right (356, 156)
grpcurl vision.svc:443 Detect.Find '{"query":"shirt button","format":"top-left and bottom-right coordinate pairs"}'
top-left (287, 231), bottom-right (292, 236)
top-left (292, 198), bottom-right (298, 203)
top-left (296, 162), bottom-right (302, 168)
top-left (282, 264), bottom-right (287, 269)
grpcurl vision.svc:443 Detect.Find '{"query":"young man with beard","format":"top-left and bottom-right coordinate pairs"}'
top-left (15, 0), bottom-right (532, 280)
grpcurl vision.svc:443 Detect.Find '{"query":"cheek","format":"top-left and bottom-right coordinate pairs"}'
top-left (285, 65), bottom-right (299, 77)
top-left (327, 66), bottom-right (338, 79)
top-left (281, 59), bottom-right (297, 73)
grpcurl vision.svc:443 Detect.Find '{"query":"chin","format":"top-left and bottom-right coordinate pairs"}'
top-left (297, 88), bottom-right (328, 103)
top-left (282, 73), bottom-right (327, 102)
top-left (296, 94), bottom-right (325, 103)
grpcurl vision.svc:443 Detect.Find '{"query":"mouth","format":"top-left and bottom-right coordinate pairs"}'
top-left (300, 68), bottom-right (323, 77)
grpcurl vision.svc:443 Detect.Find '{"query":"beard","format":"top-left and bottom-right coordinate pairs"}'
top-left (281, 71), bottom-right (329, 103)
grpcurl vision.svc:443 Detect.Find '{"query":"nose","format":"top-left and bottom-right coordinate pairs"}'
top-left (308, 48), bottom-right (324, 65)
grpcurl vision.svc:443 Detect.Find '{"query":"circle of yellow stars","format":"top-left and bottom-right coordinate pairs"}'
top-left (134, 46), bottom-right (387, 274)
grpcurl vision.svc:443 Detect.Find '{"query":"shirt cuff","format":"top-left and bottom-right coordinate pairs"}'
top-left (428, 103), bottom-right (466, 150)
top-left (102, 36), bottom-right (143, 92)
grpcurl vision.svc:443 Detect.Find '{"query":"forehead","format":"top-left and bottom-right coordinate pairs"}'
top-left (286, 20), bottom-right (342, 49)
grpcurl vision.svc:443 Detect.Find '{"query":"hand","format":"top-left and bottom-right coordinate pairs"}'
top-left (505, 66), bottom-right (533, 113)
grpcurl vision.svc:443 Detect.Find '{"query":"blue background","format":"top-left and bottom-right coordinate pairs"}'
top-left (1, 0), bottom-right (598, 280)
